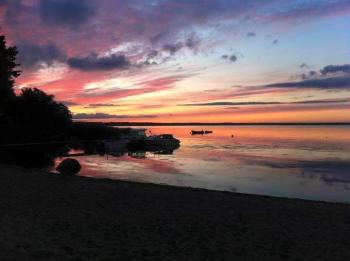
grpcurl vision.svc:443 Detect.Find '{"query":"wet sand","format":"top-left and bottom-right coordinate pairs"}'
top-left (0, 164), bottom-right (350, 261)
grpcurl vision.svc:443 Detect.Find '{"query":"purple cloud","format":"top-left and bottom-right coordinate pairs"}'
top-left (68, 53), bottom-right (130, 71)
top-left (320, 64), bottom-right (350, 75)
top-left (17, 42), bottom-right (66, 67)
top-left (73, 113), bottom-right (158, 119)
top-left (39, 0), bottom-right (96, 27)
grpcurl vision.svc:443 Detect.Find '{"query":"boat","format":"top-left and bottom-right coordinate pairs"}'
top-left (128, 134), bottom-right (180, 151)
top-left (191, 130), bottom-right (213, 135)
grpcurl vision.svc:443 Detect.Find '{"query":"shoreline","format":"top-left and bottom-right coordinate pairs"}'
top-left (81, 173), bottom-right (349, 206)
top-left (50, 169), bottom-right (349, 206)
top-left (1, 164), bottom-right (350, 260)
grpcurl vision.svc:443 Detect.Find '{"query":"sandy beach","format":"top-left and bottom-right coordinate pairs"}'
top-left (0, 164), bottom-right (350, 261)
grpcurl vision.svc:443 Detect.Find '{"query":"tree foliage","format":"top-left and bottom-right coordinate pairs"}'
top-left (0, 35), bottom-right (20, 98)
top-left (0, 34), bottom-right (21, 123)
top-left (0, 34), bottom-right (72, 143)
top-left (13, 88), bottom-right (72, 142)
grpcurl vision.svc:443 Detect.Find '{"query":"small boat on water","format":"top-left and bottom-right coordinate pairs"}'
top-left (191, 130), bottom-right (213, 135)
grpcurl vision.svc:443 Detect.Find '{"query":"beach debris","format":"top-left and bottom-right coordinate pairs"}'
top-left (56, 158), bottom-right (81, 175)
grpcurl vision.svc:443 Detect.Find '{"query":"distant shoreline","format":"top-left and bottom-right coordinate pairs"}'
top-left (79, 121), bottom-right (350, 127)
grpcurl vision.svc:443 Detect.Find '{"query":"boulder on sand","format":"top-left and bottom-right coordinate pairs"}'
top-left (56, 158), bottom-right (81, 175)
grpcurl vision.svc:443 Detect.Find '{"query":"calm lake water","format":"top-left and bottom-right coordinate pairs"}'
top-left (57, 126), bottom-right (350, 203)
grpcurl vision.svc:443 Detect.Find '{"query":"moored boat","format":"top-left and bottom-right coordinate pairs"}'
top-left (128, 134), bottom-right (180, 151)
top-left (191, 130), bottom-right (213, 135)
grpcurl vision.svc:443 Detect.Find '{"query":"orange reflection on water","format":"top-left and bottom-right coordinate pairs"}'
top-left (57, 125), bottom-right (350, 203)
top-left (147, 125), bottom-right (350, 146)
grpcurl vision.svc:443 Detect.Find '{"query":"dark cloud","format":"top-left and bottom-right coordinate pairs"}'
top-left (299, 70), bottom-right (318, 80)
top-left (222, 54), bottom-right (238, 62)
top-left (144, 35), bottom-right (201, 65)
top-left (150, 33), bottom-right (165, 44)
top-left (296, 64), bottom-right (350, 82)
top-left (147, 50), bottom-right (159, 60)
top-left (265, 76), bottom-right (350, 89)
top-left (162, 35), bottom-right (201, 55)
top-left (246, 31), bottom-right (256, 37)
top-left (268, 0), bottom-right (350, 23)
top-left (162, 42), bottom-right (183, 55)
top-left (300, 63), bottom-right (309, 69)
top-left (180, 99), bottom-right (350, 107)
top-left (73, 113), bottom-right (158, 120)
top-left (3, 0), bottom-right (349, 69)
top-left (88, 103), bottom-right (119, 107)
top-left (39, 0), bottom-right (96, 27)
top-left (3, 0), bottom-right (350, 48)
top-left (86, 103), bottom-right (119, 108)
top-left (272, 39), bottom-right (279, 45)
top-left (292, 99), bottom-right (350, 104)
top-left (229, 55), bottom-right (237, 62)
top-left (17, 43), bottom-right (66, 67)
top-left (60, 101), bottom-right (79, 106)
top-left (180, 102), bottom-right (282, 106)
top-left (68, 53), bottom-right (130, 71)
top-left (185, 34), bottom-right (201, 51)
top-left (320, 64), bottom-right (350, 75)
top-left (224, 107), bottom-right (240, 110)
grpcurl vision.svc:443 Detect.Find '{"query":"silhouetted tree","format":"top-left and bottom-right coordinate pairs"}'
top-left (13, 88), bottom-right (72, 142)
top-left (0, 34), bottom-right (21, 124)
top-left (0, 33), bottom-right (74, 167)
top-left (0, 33), bottom-right (73, 144)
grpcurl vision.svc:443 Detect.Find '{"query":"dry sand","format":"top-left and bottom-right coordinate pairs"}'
top-left (0, 164), bottom-right (350, 261)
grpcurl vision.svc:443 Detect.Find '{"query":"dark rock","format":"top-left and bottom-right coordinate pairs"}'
top-left (56, 158), bottom-right (81, 175)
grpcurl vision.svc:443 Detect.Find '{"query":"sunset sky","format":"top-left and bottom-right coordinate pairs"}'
top-left (1, 0), bottom-right (350, 122)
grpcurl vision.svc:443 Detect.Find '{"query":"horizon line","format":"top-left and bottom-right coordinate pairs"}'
top-left (77, 121), bottom-right (350, 126)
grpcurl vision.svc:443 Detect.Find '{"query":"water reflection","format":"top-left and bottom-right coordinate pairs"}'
top-left (54, 126), bottom-right (350, 203)
top-left (4, 126), bottom-right (349, 203)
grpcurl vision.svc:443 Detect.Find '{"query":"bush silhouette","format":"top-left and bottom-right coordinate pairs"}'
top-left (13, 88), bottom-right (72, 142)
